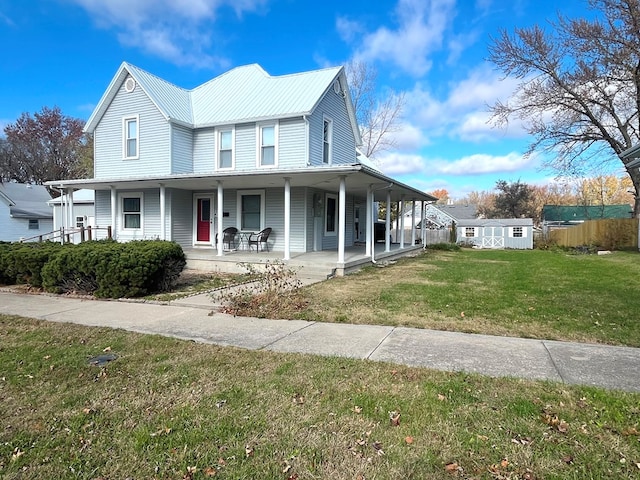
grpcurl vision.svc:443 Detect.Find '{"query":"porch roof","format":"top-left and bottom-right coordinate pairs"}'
top-left (46, 164), bottom-right (437, 203)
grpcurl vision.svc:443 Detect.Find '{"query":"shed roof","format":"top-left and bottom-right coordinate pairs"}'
top-left (84, 62), bottom-right (361, 144)
top-left (456, 218), bottom-right (533, 227)
top-left (433, 204), bottom-right (478, 220)
top-left (0, 182), bottom-right (53, 219)
top-left (542, 205), bottom-right (633, 222)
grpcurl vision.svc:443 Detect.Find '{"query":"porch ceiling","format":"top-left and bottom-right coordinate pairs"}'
top-left (47, 165), bottom-right (437, 203)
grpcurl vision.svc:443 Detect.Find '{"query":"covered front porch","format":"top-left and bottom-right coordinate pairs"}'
top-left (184, 242), bottom-right (425, 279)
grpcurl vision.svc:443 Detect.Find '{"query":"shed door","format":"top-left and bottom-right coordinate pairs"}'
top-left (482, 226), bottom-right (504, 248)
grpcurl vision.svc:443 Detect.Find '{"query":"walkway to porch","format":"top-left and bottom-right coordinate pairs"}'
top-left (184, 243), bottom-right (425, 279)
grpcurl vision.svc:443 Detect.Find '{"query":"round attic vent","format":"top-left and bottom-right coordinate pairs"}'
top-left (333, 79), bottom-right (341, 94)
top-left (124, 77), bottom-right (136, 93)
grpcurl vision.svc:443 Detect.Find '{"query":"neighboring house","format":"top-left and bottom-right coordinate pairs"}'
top-left (47, 62), bottom-right (435, 273)
top-left (47, 189), bottom-right (96, 243)
top-left (422, 203), bottom-right (478, 228)
top-left (456, 218), bottom-right (534, 249)
top-left (0, 182), bottom-right (53, 242)
top-left (542, 204), bottom-right (633, 234)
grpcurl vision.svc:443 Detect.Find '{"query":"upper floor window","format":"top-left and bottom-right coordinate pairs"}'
top-left (258, 123), bottom-right (277, 167)
top-left (218, 129), bottom-right (234, 169)
top-left (123, 116), bottom-right (139, 159)
top-left (323, 117), bottom-right (332, 164)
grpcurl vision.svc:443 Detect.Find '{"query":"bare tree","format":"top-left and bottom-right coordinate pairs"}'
top-left (487, 0), bottom-right (640, 213)
top-left (0, 106), bottom-right (93, 191)
top-left (346, 60), bottom-right (405, 159)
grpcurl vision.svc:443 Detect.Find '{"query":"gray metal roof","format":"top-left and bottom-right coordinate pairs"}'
top-left (433, 204), bottom-right (478, 220)
top-left (0, 182), bottom-right (53, 219)
top-left (85, 62), bottom-right (357, 138)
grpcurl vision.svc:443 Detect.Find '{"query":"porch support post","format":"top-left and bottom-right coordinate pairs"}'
top-left (338, 176), bottom-right (346, 264)
top-left (365, 184), bottom-right (372, 257)
top-left (411, 200), bottom-right (416, 246)
top-left (385, 189), bottom-right (391, 252)
top-left (217, 181), bottom-right (224, 257)
top-left (399, 195), bottom-right (406, 249)
top-left (110, 185), bottom-right (117, 240)
top-left (68, 189), bottom-right (74, 235)
top-left (159, 184), bottom-right (166, 241)
top-left (283, 177), bottom-right (291, 261)
top-left (421, 201), bottom-right (427, 248)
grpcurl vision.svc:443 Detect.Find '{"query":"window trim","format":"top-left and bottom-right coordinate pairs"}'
top-left (510, 226), bottom-right (525, 238)
top-left (464, 227), bottom-right (476, 238)
top-left (122, 115), bottom-right (139, 160)
top-left (236, 189), bottom-right (265, 232)
top-left (118, 192), bottom-right (144, 235)
top-left (322, 116), bottom-right (333, 165)
top-left (217, 127), bottom-right (235, 170)
top-left (256, 122), bottom-right (278, 168)
top-left (28, 219), bottom-right (39, 230)
top-left (324, 193), bottom-right (337, 236)
top-left (75, 216), bottom-right (85, 228)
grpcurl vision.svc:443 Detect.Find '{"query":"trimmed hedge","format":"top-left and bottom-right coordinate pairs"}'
top-left (0, 242), bottom-right (64, 287)
top-left (0, 240), bottom-right (186, 298)
top-left (41, 240), bottom-right (186, 298)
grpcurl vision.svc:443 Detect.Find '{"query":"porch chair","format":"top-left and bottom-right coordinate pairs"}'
top-left (248, 227), bottom-right (272, 252)
top-left (216, 227), bottom-right (238, 250)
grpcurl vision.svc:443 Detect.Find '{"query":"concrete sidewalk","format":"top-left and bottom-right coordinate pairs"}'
top-left (1, 290), bottom-right (639, 393)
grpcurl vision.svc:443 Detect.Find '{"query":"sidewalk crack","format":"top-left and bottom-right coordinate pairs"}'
top-left (258, 321), bottom-right (317, 350)
top-left (367, 327), bottom-right (396, 360)
top-left (542, 341), bottom-right (566, 384)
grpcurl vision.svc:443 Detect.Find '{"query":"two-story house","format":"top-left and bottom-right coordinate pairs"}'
top-left (48, 62), bottom-right (435, 274)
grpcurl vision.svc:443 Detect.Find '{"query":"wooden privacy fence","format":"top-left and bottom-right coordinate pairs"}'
top-left (548, 218), bottom-right (638, 249)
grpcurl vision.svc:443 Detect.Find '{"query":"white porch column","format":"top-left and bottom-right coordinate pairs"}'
top-left (385, 190), bottom-right (391, 252)
top-left (411, 200), bottom-right (416, 246)
top-left (217, 181), bottom-right (224, 257)
top-left (110, 185), bottom-right (117, 240)
top-left (283, 177), bottom-right (291, 261)
top-left (159, 184), bottom-right (166, 241)
top-left (399, 195), bottom-right (405, 249)
top-left (338, 176), bottom-right (346, 264)
top-left (365, 184), bottom-right (373, 257)
top-left (68, 189), bottom-right (74, 233)
top-left (421, 201), bottom-right (426, 247)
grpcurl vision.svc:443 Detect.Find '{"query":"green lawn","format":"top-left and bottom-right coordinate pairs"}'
top-left (299, 249), bottom-right (640, 347)
top-left (1, 315), bottom-right (639, 480)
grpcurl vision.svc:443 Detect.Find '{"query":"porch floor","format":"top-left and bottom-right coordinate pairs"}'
top-left (184, 242), bottom-right (424, 279)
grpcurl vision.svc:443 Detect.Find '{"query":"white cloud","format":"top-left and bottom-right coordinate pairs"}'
top-left (344, 0), bottom-right (456, 77)
top-left (375, 151), bottom-right (539, 177)
top-left (70, 0), bottom-right (266, 68)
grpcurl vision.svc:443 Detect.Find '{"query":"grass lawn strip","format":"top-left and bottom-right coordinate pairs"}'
top-left (1, 315), bottom-right (639, 479)
top-left (299, 249), bottom-right (640, 347)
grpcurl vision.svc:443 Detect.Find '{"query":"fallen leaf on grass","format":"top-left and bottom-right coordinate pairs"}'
top-left (204, 466), bottom-right (217, 477)
top-left (292, 393), bottom-right (305, 405)
top-left (245, 445), bottom-right (254, 458)
top-left (405, 436), bottom-right (414, 444)
top-left (562, 455), bottom-right (574, 464)
top-left (11, 448), bottom-right (24, 461)
top-left (353, 405), bottom-right (363, 413)
top-left (445, 462), bottom-right (460, 474)
top-left (437, 394), bottom-right (446, 401)
top-left (103, 346), bottom-right (111, 352)
top-left (151, 427), bottom-right (172, 437)
top-left (389, 410), bottom-right (401, 426)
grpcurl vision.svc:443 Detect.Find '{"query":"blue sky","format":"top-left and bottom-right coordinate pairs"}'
top-left (0, 0), bottom-right (612, 198)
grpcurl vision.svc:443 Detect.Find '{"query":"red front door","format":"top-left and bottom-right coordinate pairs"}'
top-left (197, 198), bottom-right (211, 242)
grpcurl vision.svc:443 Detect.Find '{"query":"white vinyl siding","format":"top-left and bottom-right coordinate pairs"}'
top-left (171, 188), bottom-right (193, 248)
top-left (171, 124), bottom-right (193, 174)
top-left (94, 78), bottom-right (170, 178)
top-left (193, 128), bottom-right (215, 173)
top-left (234, 123), bottom-right (255, 170)
top-left (307, 87), bottom-right (356, 166)
top-left (278, 118), bottom-right (306, 168)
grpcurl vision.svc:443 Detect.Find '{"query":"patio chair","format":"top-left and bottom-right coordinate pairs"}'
top-left (248, 227), bottom-right (272, 252)
top-left (216, 227), bottom-right (238, 250)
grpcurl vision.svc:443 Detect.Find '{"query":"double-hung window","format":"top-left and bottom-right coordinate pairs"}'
top-left (237, 190), bottom-right (265, 232)
top-left (119, 193), bottom-right (143, 233)
top-left (325, 193), bottom-right (337, 235)
top-left (512, 226), bottom-right (523, 237)
top-left (465, 227), bottom-right (476, 237)
top-left (322, 117), bottom-right (332, 164)
top-left (218, 129), bottom-right (233, 169)
top-left (123, 116), bottom-right (139, 159)
top-left (258, 123), bottom-right (277, 167)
